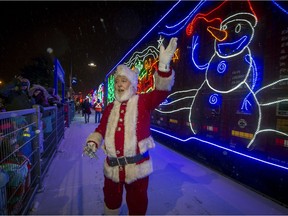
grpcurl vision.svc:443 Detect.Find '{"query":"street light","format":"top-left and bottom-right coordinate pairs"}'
top-left (88, 62), bottom-right (97, 67)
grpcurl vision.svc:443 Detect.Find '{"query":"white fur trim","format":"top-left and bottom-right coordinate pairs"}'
top-left (29, 84), bottom-right (50, 99)
top-left (102, 95), bottom-right (155, 183)
top-left (125, 159), bottom-right (153, 183)
top-left (104, 101), bottom-right (121, 157)
top-left (104, 204), bottom-right (119, 215)
top-left (104, 157), bottom-right (153, 184)
top-left (104, 160), bottom-right (120, 182)
top-left (104, 95), bottom-right (139, 157)
top-left (115, 64), bottom-right (139, 90)
top-left (123, 95), bottom-right (138, 156)
top-left (154, 70), bottom-right (175, 91)
top-left (138, 136), bottom-right (155, 154)
top-left (86, 132), bottom-right (103, 148)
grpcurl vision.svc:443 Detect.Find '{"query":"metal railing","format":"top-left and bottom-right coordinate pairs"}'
top-left (0, 101), bottom-right (74, 215)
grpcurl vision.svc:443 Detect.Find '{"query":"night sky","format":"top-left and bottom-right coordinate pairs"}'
top-left (0, 1), bottom-right (175, 95)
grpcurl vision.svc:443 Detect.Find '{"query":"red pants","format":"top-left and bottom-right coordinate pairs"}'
top-left (103, 176), bottom-right (149, 215)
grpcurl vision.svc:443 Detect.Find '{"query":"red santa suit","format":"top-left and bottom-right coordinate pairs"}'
top-left (86, 67), bottom-right (175, 214)
top-left (85, 37), bottom-right (178, 215)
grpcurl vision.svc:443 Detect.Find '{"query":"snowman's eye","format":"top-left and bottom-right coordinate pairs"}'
top-left (222, 25), bottom-right (227, 30)
top-left (235, 24), bottom-right (241, 33)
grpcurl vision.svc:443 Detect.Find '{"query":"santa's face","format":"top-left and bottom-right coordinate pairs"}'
top-left (114, 75), bottom-right (135, 102)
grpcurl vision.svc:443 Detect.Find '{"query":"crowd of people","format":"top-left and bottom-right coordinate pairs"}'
top-left (0, 76), bottom-right (62, 112)
top-left (75, 98), bottom-right (103, 124)
top-left (0, 75), bottom-right (62, 214)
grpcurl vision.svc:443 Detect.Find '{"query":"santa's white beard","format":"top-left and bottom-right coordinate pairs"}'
top-left (115, 85), bottom-right (136, 102)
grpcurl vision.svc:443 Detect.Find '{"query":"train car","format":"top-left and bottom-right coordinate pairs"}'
top-left (104, 0), bottom-right (288, 206)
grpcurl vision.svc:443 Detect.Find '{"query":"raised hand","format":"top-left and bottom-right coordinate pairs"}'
top-left (158, 37), bottom-right (178, 72)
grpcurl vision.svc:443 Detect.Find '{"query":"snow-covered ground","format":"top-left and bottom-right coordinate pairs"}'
top-left (29, 113), bottom-right (288, 215)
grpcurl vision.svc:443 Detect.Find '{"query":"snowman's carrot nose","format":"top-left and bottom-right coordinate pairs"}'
top-left (207, 26), bottom-right (227, 41)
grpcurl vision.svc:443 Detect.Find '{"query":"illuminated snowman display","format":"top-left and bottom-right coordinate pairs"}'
top-left (186, 1), bottom-right (287, 149)
top-left (153, 0), bottom-right (288, 151)
top-left (187, 1), bottom-right (288, 149)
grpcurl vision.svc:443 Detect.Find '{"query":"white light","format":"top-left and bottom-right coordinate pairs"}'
top-left (47, 47), bottom-right (53, 54)
top-left (88, 63), bottom-right (97, 67)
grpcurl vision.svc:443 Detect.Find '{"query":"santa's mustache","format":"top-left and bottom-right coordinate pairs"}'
top-left (115, 85), bottom-right (135, 102)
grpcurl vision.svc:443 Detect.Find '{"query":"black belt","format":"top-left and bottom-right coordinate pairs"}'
top-left (107, 151), bottom-right (149, 167)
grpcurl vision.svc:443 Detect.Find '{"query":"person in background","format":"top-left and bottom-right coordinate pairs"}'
top-left (81, 101), bottom-right (85, 116)
top-left (0, 76), bottom-right (34, 111)
top-left (93, 99), bottom-right (103, 123)
top-left (82, 98), bottom-right (91, 123)
top-left (76, 100), bottom-right (81, 114)
top-left (0, 98), bottom-right (6, 112)
top-left (83, 37), bottom-right (177, 215)
top-left (29, 84), bottom-right (50, 109)
top-left (46, 87), bottom-right (62, 107)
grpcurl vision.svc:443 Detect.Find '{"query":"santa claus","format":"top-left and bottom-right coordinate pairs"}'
top-left (84, 37), bottom-right (178, 215)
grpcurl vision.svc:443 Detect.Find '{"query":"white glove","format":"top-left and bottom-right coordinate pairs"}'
top-left (83, 141), bottom-right (98, 159)
top-left (158, 37), bottom-right (178, 72)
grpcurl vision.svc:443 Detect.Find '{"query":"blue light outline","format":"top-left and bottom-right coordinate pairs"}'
top-left (105, 0), bottom-right (182, 79)
top-left (103, 0), bottom-right (288, 171)
top-left (272, 0), bottom-right (288, 15)
top-left (151, 127), bottom-right (288, 171)
top-left (158, 0), bottom-right (207, 36)
top-left (191, 35), bottom-right (209, 70)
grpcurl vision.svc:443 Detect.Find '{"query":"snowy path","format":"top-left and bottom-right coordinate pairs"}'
top-left (30, 113), bottom-right (288, 215)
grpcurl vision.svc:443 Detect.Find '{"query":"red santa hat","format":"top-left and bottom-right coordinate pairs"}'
top-left (186, 0), bottom-right (257, 36)
top-left (115, 64), bottom-right (139, 89)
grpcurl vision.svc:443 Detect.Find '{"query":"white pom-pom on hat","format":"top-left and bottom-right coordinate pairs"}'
top-left (115, 64), bottom-right (139, 89)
